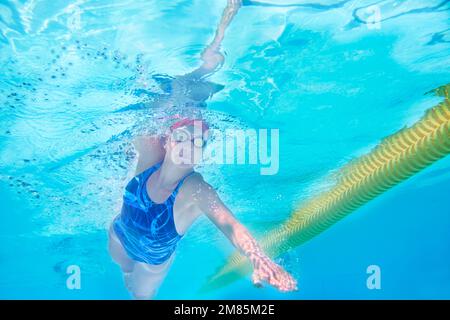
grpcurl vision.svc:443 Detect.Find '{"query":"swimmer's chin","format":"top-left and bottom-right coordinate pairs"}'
top-left (177, 163), bottom-right (196, 169)
top-left (171, 159), bottom-right (198, 169)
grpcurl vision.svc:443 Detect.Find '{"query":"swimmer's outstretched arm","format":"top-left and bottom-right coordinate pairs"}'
top-left (193, 177), bottom-right (298, 292)
top-left (187, 0), bottom-right (243, 78)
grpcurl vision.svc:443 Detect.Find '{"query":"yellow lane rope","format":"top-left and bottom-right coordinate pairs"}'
top-left (202, 84), bottom-right (450, 292)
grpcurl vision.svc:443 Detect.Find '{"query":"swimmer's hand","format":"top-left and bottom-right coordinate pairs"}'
top-left (227, 0), bottom-right (243, 10)
top-left (249, 252), bottom-right (298, 292)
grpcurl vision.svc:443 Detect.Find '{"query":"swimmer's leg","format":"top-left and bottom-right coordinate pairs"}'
top-left (129, 254), bottom-right (176, 300)
top-left (108, 225), bottom-right (135, 290)
top-left (108, 225), bottom-right (135, 272)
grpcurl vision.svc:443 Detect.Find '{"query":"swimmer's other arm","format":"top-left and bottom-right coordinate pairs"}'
top-left (191, 0), bottom-right (243, 77)
top-left (192, 176), bottom-right (298, 292)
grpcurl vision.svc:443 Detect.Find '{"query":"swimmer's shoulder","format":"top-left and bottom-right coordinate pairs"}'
top-left (133, 135), bottom-right (166, 175)
top-left (133, 135), bottom-right (165, 153)
top-left (182, 171), bottom-right (206, 191)
top-left (180, 172), bottom-right (217, 204)
top-left (177, 172), bottom-right (210, 220)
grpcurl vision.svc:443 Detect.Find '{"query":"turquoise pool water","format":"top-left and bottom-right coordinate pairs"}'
top-left (1, 0), bottom-right (449, 299)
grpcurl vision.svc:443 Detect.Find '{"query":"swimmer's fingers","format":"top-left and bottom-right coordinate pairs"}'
top-left (251, 256), bottom-right (298, 292)
top-left (261, 261), bottom-right (298, 292)
top-left (227, 0), bottom-right (242, 9)
top-left (252, 260), bottom-right (280, 289)
top-left (274, 270), bottom-right (298, 292)
top-left (251, 262), bottom-right (275, 288)
top-left (279, 272), bottom-right (298, 292)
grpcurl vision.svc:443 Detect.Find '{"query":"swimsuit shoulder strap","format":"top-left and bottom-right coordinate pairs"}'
top-left (139, 160), bottom-right (163, 182)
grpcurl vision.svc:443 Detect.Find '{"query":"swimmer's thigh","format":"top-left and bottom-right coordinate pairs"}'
top-left (108, 225), bottom-right (135, 273)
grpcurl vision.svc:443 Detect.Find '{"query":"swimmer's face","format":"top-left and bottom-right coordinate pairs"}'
top-left (166, 124), bottom-right (209, 167)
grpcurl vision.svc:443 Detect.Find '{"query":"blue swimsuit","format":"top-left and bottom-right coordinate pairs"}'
top-left (113, 161), bottom-right (194, 265)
